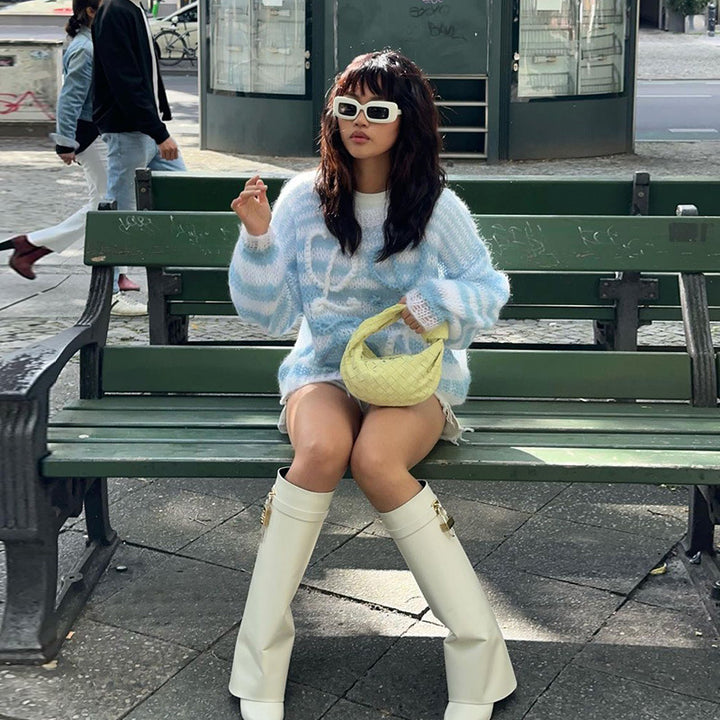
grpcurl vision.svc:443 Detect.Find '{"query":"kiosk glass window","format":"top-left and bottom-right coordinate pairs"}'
top-left (209, 0), bottom-right (307, 95)
top-left (517, 0), bottom-right (625, 98)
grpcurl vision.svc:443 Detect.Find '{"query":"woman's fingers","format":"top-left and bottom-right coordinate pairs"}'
top-left (401, 306), bottom-right (423, 334)
top-left (231, 184), bottom-right (268, 212)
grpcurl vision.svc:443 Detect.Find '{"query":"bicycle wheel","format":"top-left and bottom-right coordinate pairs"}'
top-left (155, 29), bottom-right (188, 66)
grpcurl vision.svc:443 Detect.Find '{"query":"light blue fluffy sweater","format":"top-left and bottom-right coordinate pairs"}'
top-left (228, 172), bottom-right (510, 405)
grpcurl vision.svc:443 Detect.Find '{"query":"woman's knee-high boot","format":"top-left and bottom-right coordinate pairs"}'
top-left (229, 468), bottom-right (334, 720)
top-left (380, 483), bottom-right (516, 720)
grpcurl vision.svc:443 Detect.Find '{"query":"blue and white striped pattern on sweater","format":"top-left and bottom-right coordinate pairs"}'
top-left (228, 171), bottom-right (510, 405)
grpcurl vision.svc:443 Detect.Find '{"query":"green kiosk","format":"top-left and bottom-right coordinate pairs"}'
top-left (199, 0), bottom-right (636, 162)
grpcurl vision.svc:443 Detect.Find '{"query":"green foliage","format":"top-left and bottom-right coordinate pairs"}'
top-left (666, 0), bottom-right (709, 15)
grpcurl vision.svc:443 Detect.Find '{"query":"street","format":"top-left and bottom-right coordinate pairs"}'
top-left (636, 79), bottom-right (720, 141)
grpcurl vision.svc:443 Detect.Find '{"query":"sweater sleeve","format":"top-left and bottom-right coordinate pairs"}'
top-left (53, 42), bottom-right (92, 149)
top-left (228, 178), bottom-right (304, 337)
top-left (404, 189), bottom-right (510, 350)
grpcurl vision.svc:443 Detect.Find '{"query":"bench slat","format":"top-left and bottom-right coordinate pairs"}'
top-left (63, 395), bottom-right (720, 417)
top-left (146, 173), bottom-right (720, 216)
top-left (52, 403), bottom-right (716, 433)
top-left (84, 212), bottom-right (720, 273)
top-left (41, 440), bottom-right (720, 483)
top-left (47, 426), bottom-right (720, 451)
top-left (101, 346), bottom-right (691, 399)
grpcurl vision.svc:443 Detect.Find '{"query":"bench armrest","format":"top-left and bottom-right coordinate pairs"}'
top-left (0, 266), bottom-right (113, 401)
top-left (0, 325), bottom-right (94, 400)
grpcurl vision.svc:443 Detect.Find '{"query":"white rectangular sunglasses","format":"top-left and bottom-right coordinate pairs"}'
top-left (332, 96), bottom-right (402, 124)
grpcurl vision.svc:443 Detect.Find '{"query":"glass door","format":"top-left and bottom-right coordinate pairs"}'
top-left (209, 0), bottom-right (309, 96)
top-left (516, 0), bottom-right (625, 98)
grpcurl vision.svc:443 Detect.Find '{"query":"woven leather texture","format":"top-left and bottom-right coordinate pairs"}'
top-left (340, 303), bottom-right (449, 407)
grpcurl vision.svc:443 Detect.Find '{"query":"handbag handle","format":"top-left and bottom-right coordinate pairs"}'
top-left (354, 303), bottom-right (449, 344)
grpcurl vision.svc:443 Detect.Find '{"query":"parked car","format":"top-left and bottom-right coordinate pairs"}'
top-left (149, 0), bottom-right (198, 65)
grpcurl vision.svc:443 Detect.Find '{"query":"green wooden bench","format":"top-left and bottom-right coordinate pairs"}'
top-left (1, 208), bottom-right (719, 663)
top-left (135, 169), bottom-right (720, 351)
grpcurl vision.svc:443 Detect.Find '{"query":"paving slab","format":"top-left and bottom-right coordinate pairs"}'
top-left (345, 620), bottom-right (448, 719)
top-left (632, 551), bottom-right (706, 612)
top-left (575, 599), bottom-right (720, 703)
top-left (124, 651), bottom-right (338, 720)
top-left (62, 477), bottom-right (155, 531)
top-left (322, 698), bottom-right (408, 719)
top-left (152, 475), bottom-right (274, 505)
top-left (325, 478), bottom-right (381, 530)
top-left (491, 640), bottom-right (581, 720)
top-left (0, 617), bottom-right (195, 720)
top-left (345, 623), bottom-right (581, 720)
top-left (430, 478), bottom-right (569, 515)
top-left (85, 542), bottom-right (172, 606)
top-left (213, 585), bottom-right (417, 696)
top-left (0, 272), bottom-right (91, 318)
top-left (87, 554), bottom-right (248, 651)
top-left (305, 499), bottom-right (528, 614)
top-left (478, 566), bottom-right (622, 643)
top-left (179, 509), bottom-right (359, 573)
top-left (540, 482), bottom-right (688, 540)
top-left (485, 513), bottom-right (674, 594)
top-left (523, 663), bottom-right (720, 720)
top-left (304, 529), bottom-right (425, 614)
top-left (105, 482), bottom-right (246, 553)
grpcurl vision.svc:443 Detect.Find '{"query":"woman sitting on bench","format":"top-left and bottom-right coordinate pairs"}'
top-left (227, 49), bottom-right (516, 720)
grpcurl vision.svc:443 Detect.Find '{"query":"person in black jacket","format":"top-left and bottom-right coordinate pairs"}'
top-left (92, 0), bottom-right (185, 314)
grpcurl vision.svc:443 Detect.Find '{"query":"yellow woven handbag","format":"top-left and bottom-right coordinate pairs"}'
top-left (340, 303), bottom-right (449, 407)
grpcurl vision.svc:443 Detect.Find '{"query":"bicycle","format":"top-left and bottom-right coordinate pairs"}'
top-left (155, 23), bottom-right (197, 67)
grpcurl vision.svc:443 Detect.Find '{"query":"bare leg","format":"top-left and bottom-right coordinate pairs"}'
top-left (350, 396), bottom-right (445, 512)
top-left (285, 382), bottom-right (363, 491)
top-left (230, 383), bottom-right (362, 719)
top-left (351, 398), bottom-right (516, 719)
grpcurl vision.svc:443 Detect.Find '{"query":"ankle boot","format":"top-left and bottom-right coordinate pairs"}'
top-left (1, 235), bottom-right (52, 280)
top-left (380, 483), bottom-right (517, 720)
top-left (229, 468), bottom-right (335, 719)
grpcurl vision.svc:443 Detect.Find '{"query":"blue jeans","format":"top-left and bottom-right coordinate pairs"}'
top-left (102, 132), bottom-right (186, 291)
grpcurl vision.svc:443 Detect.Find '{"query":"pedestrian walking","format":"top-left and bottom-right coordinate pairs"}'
top-left (0, 0), bottom-right (143, 315)
top-left (91, 0), bottom-right (186, 315)
top-left (227, 49), bottom-right (517, 720)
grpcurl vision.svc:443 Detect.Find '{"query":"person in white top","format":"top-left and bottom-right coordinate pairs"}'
top-left (91, 0), bottom-right (186, 316)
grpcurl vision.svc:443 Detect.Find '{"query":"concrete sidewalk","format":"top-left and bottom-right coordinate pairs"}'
top-left (2, 28), bottom-right (720, 720)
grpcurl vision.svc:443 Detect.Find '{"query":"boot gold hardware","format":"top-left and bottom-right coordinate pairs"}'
top-left (433, 500), bottom-right (455, 533)
top-left (261, 489), bottom-right (276, 527)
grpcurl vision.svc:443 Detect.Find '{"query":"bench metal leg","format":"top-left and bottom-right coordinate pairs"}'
top-left (684, 485), bottom-right (718, 557)
top-left (84, 478), bottom-right (116, 546)
top-left (0, 537), bottom-right (60, 663)
top-left (0, 530), bottom-right (120, 664)
top-left (0, 477), bottom-right (119, 664)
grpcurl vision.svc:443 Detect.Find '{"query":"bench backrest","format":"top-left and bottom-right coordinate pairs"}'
top-left (100, 345), bottom-right (694, 402)
top-left (85, 211), bottom-right (720, 273)
top-left (141, 172), bottom-right (720, 217)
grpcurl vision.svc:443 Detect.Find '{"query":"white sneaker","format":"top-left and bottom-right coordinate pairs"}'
top-left (110, 292), bottom-right (147, 317)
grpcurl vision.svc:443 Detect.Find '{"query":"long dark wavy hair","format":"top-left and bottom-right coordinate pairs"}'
top-left (315, 50), bottom-right (446, 262)
top-left (65, 0), bottom-right (99, 37)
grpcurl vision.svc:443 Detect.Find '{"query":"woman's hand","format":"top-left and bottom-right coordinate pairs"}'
top-left (58, 152), bottom-right (75, 165)
top-left (399, 296), bottom-right (423, 334)
top-left (231, 175), bottom-right (271, 236)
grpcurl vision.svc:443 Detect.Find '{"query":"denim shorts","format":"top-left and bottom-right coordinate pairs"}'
top-left (278, 379), bottom-right (465, 445)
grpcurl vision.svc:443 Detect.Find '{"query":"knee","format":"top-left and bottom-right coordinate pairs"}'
top-left (290, 436), bottom-right (351, 489)
top-left (349, 439), bottom-right (397, 489)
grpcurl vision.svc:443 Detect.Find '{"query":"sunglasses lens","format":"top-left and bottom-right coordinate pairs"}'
top-left (336, 101), bottom-right (357, 118)
top-left (366, 104), bottom-right (391, 121)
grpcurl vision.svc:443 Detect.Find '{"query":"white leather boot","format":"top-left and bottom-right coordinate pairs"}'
top-left (229, 468), bottom-right (334, 720)
top-left (380, 483), bottom-right (517, 720)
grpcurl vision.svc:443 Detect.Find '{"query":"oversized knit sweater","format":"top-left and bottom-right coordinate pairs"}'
top-left (228, 172), bottom-right (510, 405)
